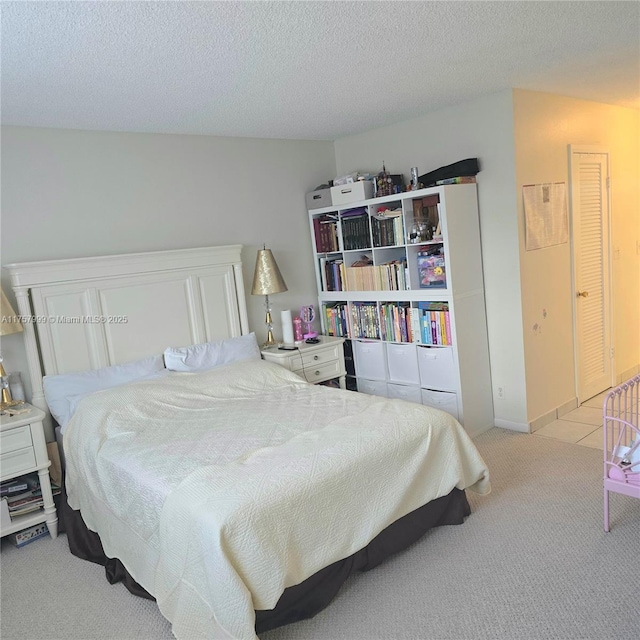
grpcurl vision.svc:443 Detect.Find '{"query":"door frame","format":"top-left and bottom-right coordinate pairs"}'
top-left (567, 144), bottom-right (615, 403)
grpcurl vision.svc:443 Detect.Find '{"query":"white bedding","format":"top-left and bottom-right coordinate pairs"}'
top-left (65, 359), bottom-right (490, 640)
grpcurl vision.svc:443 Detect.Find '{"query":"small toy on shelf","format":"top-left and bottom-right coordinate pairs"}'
top-left (300, 305), bottom-right (317, 339)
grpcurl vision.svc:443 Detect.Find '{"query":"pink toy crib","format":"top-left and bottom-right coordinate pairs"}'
top-left (603, 374), bottom-right (640, 532)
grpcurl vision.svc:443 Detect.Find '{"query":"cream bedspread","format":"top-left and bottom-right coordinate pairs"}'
top-left (65, 359), bottom-right (490, 640)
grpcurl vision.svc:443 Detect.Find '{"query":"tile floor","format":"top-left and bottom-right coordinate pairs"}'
top-left (532, 389), bottom-right (614, 450)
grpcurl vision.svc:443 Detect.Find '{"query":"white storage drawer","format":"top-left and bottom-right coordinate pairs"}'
top-left (387, 383), bottom-right (422, 404)
top-left (417, 346), bottom-right (457, 391)
top-left (0, 447), bottom-right (36, 478)
top-left (386, 343), bottom-right (420, 385)
top-left (306, 188), bottom-right (332, 210)
top-left (331, 181), bottom-right (374, 206)
top-left (354, 340), bottom-right (387, 381)
top-left (0, 425), bottom-right (32, 455)
top-left (357, 378), bottom-right (388, 398)
top-left (421, 389), bottom-right (459, 420)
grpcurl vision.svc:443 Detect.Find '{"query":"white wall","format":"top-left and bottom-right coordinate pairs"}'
top-left (513, 90), bottom-right (640, 422)
top-left (1, 126), bottom-right (336, 412)
top-left (334, 90), bottom-right (528, 429)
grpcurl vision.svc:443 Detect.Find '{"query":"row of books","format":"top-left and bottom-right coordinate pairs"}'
top-left (418, 302), bottom-right (452, 345)
top-left (350, 302), bottom-right (380, 339)
top-left (379, 303), bottom-right (451, 345)
top-left (2, 472), bottom-right (61, 518)
top-left (320, 301), bottom-right (451, 345)
top-left (379, 302), bottom-right (413, 343)
top-left (345, 261), bottom-right (408, 291)
top-left (313, 215), bottom-right (339, 253)
top-left (320, 257), bottom-right (344, 291)
top-left (322, 302), bottom-right (349, 337)
top-left (314, 207), bottom-right (447, 256)
top-left (371, 209), bottom-right (403, 247)
top-left (341, 209), bottom-right (370, 251)
top-left (319, 257), bottom-right (408, 292)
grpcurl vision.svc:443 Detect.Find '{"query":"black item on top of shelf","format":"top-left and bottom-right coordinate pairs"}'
top-left (418, 158), bottom-right (479, 187)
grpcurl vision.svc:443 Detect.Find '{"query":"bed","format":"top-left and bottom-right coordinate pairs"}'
top-left (5, 245), bottom-right (490, 640)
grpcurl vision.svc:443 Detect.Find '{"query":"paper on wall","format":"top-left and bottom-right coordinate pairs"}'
top-left (523, 182), bottom-right (568, 250)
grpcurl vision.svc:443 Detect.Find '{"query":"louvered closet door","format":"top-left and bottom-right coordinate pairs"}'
top-left (571, 151), bottom-right (611, 403)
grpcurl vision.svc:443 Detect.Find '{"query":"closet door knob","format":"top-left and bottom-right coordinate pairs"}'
top-left (577, 290), bottom-right (589, 298)
top-left (314, 355), bottom-right (319, 360)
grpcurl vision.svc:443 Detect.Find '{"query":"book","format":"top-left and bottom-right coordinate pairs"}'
top-left (8, 522), bottom-right (49, 548)
top-left (434, 176), bottom-right (476, 185)
top-left (0, 479), bottom-right (28, 496)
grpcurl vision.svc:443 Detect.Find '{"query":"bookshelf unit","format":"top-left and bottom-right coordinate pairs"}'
top-left (307, 184), bottom-right (493, 436)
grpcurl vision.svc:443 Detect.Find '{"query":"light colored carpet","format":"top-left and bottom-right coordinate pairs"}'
top-left (1, 428), bottom-right (638, 640)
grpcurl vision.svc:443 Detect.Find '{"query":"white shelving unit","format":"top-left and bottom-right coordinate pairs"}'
top-left (307, 184), bottom-right (493, 437)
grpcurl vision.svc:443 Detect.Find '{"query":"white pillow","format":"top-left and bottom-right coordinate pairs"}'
top-left (164, 333), bottom-right (261, 372)
top-left (43, 354), bottom-right (165, 429)
top-left (61, 369), bottom-right (171, 434)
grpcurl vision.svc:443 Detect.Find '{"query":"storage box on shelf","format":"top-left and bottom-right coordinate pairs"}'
top-left (307, 183), bottom-right (493, 436)
top-left (305, 187), bottom-right (333, 210)
top-left (330, 180), bottom-right (374, 206)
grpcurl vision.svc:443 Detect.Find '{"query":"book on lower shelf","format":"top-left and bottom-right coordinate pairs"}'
top-left (8, 522), bottom-right (50, 548)
top-left (417, 302), bottom-right (451, 345)
top-left (0, 478), bottom-right (29, 497)
top-left (4, 472), bottom-right (61, 518)
top-left (322, 302), bottom-right (349, 337)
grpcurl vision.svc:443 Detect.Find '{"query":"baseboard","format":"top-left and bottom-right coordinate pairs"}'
top-left (556, 397), bottom-right (578, 418)
top-left (617, 364), bottom-right (640, 385)
top-left (494, 418), bottom-right (529, 433)
top-left (529, 408), bottom-right (557, 433)
top-left (527, 396), bottom-right (578, 433)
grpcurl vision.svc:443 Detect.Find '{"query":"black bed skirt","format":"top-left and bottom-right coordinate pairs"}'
top-left (59, 483), bottom-right (470, 634)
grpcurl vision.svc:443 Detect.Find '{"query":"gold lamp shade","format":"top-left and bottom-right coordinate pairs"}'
top-left (251, 248), bottom-right (288, 296)
top-left (0, 288), bottom-right (23, 336)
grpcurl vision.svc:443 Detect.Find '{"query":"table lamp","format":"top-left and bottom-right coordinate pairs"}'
top-left (251, 247), bottom-right (288, 348)
top-left (0, 288), bottom-right (24, 409)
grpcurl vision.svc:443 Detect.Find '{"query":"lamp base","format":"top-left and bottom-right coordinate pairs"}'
top-left (262, 328), bottom-right (278, 349)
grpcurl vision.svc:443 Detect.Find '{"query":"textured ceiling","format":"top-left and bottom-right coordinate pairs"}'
top-left (2, 1), bottom-right (639, 140)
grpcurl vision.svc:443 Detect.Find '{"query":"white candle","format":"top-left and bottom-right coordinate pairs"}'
top-left (281, 309), bottom-right (294, 345)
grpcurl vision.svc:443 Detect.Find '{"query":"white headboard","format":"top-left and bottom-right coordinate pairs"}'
top-left (5, 245), bottom-right (249, 433)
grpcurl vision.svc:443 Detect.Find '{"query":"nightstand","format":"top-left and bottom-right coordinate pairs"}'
top-left (1, 404), bottom-right (58, 539)
top-left (261, 335), bottom-right (347, 389)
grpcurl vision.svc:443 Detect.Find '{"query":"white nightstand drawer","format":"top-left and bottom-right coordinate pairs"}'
top-left (299, 344), bottom-right (341, 368)
top-left (300, 359), bottom-right (342, 383)
top-left (1, 446), bottom-right (37, 477)
top-left (0, 425), bottom-right (33, 455)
